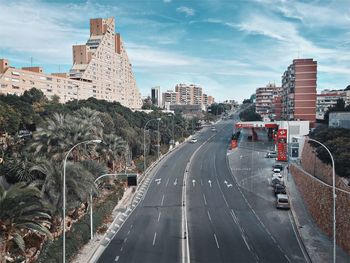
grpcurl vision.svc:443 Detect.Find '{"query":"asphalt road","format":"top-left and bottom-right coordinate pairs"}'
top-left (97, 114), bottom-right (306, 263)
top-left (97, 126), bottom-right (214, 263)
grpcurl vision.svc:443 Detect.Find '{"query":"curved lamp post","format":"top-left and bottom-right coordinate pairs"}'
top-left (90, 173), bottom-right (120, 240)
top-left (293, 136), bottom-right (336, 263)
top-left (143, 118), bottom-right (161, 173)
top-left (62, 139), bottom-right (102, 263)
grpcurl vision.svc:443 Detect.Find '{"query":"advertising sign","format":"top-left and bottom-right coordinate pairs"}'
top-left (277, 129), bottom-right (287, 161)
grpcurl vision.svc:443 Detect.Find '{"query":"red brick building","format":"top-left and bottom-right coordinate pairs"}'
top-left (281, 58), bottom-right (317, 127)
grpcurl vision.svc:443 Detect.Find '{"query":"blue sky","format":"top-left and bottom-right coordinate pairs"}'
top-left (1, 0), bottom-right (350, 102)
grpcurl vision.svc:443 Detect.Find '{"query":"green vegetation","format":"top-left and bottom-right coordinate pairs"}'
top-left (0, 88), bottom-right (192, 261)
top-left (309, 126), bottom-right (350, 179)
top-left (239, 104), bottom-right (262, 121)
top-left (323, 98), bottom-right (350, 124)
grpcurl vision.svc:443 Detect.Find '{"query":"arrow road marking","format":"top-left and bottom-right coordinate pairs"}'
top-left (227, 184), bottom-right (233, 188)
top-left (224, 180), bottom-right (228, 185)
top-left (208, 180), bottom-right (212, 187)
top-left (192, 180), bottom-right (196, 187)
top-left (174, 178), bottom-right (178, 186)
top-left (155, 178), bottom-right (161, 185)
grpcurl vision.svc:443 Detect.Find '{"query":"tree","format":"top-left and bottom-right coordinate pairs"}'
top-left (0, 102), bottom-right (21, 134)
top-left (344, 85), bottom-right (350, 91)
top-left (0, 183), bottom-right (51, 262)
top-left (239, 104), bottom-right (262, 121)
top-left (21, 88), bottom-right (47, 105)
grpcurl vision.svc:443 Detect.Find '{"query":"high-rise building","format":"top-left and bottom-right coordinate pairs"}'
top-left (255, 83), bottom-right (281, 118)
top-left (281, 58), bottom-right (317, 126)
top-left (0, 17), bottom-right (143, 109)
top-left (162, 90), bottom-right (179, 107)
top-left (175, 83), bottom-right (202, 105)
top-left (208, 96), bottom-right (215, 105)
top-left (151, 86), bottom-right (161, 106)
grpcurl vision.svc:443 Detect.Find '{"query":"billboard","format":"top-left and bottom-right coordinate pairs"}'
top-left (277, 129), bottom-right (287, 161)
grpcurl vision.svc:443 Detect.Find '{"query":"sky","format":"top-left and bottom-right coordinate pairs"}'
top-left (0, 0), bottom-right (350, 102)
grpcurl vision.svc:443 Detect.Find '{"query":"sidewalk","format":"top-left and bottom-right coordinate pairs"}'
top-left (286, 170), bottom-right (350, 263)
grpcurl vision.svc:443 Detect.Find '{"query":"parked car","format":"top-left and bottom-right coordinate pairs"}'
top-left (271, 176), bottom-right (284, 187)
top-left (274, 184), bottom-right (286, 195)
top-left (190, 138), bottom-right (198, 143)
top-left (273, 168), bottom-right (282, 174)
top-left (272, 163), bottom-right (284, 171)
top-left (276, 194), bottom-right (290, 209)
top-left (265, 151), bottom-right (277, 158)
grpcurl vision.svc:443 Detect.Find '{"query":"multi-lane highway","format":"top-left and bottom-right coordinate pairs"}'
top-left (96, 114), bottom-right (307, 263)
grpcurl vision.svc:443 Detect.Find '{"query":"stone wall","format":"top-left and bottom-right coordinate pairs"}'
top-left (291, 146), bottom-right (350, 255)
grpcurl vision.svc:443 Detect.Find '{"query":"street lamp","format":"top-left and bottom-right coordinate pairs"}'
top-left (143, 118), bottom-right (161, 173)
top-left (168, 113), bottom-right (175, 146)
top-left (293, 136), bottom-right (336, 263)
top-left (62, 139), bottom-right (102, 263)
top-left (90, 173), bottom-right (119, 240)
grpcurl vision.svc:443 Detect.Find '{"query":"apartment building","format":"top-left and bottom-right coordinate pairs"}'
top-left (208, 96), bottom-right (215, 105)
top-left (281, 58), bottom-right (317, 126)
top-left (255, 83), bottom-right (281, 118)
top-left (0, 17), bottom-right (142, 109)
top-left (151, 86), bottom-right (161, 106)
top-left (175, 83), bottom-right (203, 105)
top-left (316, 89), bottom-right (348, 120)
top-left (162, 90), bottom-right (179, 107)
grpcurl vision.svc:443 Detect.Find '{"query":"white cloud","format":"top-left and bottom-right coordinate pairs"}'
top-left (176, 6), bottom-right (195, 17)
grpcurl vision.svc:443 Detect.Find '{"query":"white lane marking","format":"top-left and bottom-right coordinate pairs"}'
top-left (166, 178), bottom-right (170, 187)
top-left (115, 255), bottom-right (119, 262)
top-left (161, 195), bottom-right (165, 206)
top-left (130, 224), bottom-right (133, 229)
top-left (155, 178), bottom-right (161, 185)
top-left (227, 184), bottom-right (233, 188)
top-left (120, 246), bottom-right (123, 251)
top-left (118, 218), bottom-right (124, 222)
top-left (158, 211), bottom-right (161, 222)
top-left (124, 237), bottom-right (128, 243)
top-left (203, 194), bottom-right (207, 205)
top-left (122, 212), bottom-right (128, 217)
top-left (174, 178), bottom-right (178, 186)
top-left (114, 223), bottom-right (120, 228)
top-left (213, 234), bottom-right (220, 248)
top-left (207, 211), bottom-right (212, 222)
top-left (152, 232), bottom-right (157, 246)
top-left (288, 212), bottom-right (308, 263)
top-left (192, 179), bottom-right (196, 187)
top-left (208, 180), bottom-right (212, 187)
top-left (127, 230), bottom-right (130, 236)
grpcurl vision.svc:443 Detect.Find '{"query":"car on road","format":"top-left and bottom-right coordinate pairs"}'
top-left (273, 163), bottom-right (284, 171)
top-left (276, 194), bottom-right (290, 209)
top-left (274, 184), bottom-right (286, 195)
top-left (273, 168), bottom-right (282, 174)
top-left (271, 176), bottom-right (284, 186)
top-left (190, 138), bottom-right (198, 143)
top-left (265, 151), bottom-right (277, 158)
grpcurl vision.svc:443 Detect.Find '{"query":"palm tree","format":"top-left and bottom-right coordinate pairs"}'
top-left (0, 183), bottom-right (51, 263)
top-left (30, 113), bottom-right (98, 161)
top-left (73, 107), bottom-right (104, 138)
top-left (96, 133), bottom-right (126, 171)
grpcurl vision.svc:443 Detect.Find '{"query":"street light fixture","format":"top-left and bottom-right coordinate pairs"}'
top-left (293, 135), bottom-right (336, 263)
top-left (143, 118), bottom-right (161, 174)
top-left (62, 139), bottom-right (102, 263)
top-left (90, 173), bottom-right (119, 240)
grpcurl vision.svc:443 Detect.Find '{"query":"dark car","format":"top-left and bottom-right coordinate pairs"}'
top-left (274, 184), bottom-right (286, 195)
top-left (273, 163), bottom-right (284, 171)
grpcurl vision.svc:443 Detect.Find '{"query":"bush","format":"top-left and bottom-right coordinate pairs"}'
top-left (37, 188), bottom-right (124, 263)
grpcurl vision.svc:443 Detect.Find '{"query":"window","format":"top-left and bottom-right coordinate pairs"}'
top-left (46, 77), bottom-right (52, 81)
top-left (12, 78), bottom-right (20, 82)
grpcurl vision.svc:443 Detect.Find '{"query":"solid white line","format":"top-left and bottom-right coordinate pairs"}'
top-left (288, 212), bottom-right (308, 263)
top-left (158, 211), bottom-right (161, 222)
top-left (166, 178), bottom-right (170, 187)
top-left (207, 211), bottom-right (212, 222)
top-left (161, 195), bottom-right (165, 206)
top-left (203, 194), bottom-right (207, 205)
top-left (127, 230), bottom-right (130, 236)
top-left (152, 232), bottom-right (157, 246)
top-left (124, 237), bottom-right (128, 243)
top-left (213, 234), bottom-right (220, 248)
top-left (120, 246), bottom-right (123, 251)
top-left (115, 255), bottom-right (119, 262)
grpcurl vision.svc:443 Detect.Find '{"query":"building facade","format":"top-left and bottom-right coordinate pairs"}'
top-left (151, 86), bottom-right (161, 106)
top-left (255, 83), bottom-right (281, 119)
top-left (175, 83), bottom-right (203, 105)
top-left (0, 17), bottom-right (142, 109)
top-left (281, 58), bottom-right (317, 127)
top-left (162, 90), bottom-right (179, 107)
top-left (316, 90), bottom-right (347, 120)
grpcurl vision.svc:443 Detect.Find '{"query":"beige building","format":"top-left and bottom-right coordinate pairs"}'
top-left (0, 17), bottom-right (142, 109)
top-left (162, 90), bottom-right (179, 107)
top-left (175, 83), bottom-right (203, 105)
